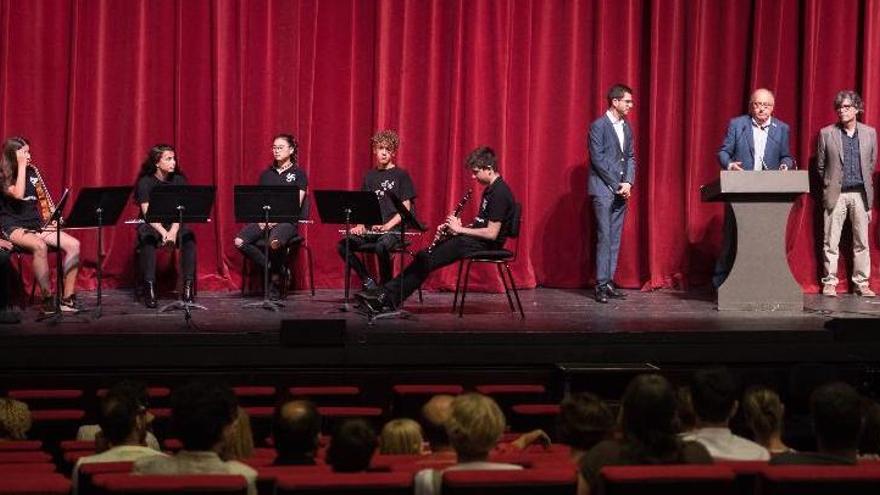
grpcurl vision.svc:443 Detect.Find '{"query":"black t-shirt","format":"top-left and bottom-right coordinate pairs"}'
top-left (473, 177), bottom-right (515, 246)
top-left (0, 166), bottom-right (45, 232)
top-left (135, 173), bottom-right (188, 223)
top-left (259, 164), bottom-right (308, 221)
top-left (361, 166), bottom-right (416, 225)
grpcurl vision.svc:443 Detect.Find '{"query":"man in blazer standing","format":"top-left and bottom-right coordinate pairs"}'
top-left (817, 90), bottom-right (877, 297)
top-left (589, 84), bottom-right (636, 303)
top-left (713, 88), bottom-right (795, 288)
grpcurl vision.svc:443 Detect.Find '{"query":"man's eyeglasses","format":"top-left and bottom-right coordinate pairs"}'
top-left (271, 146), bottom-right (289, 151)
top-left (751, 101), bottom-right (774, 109)
top-left (837, 104), bottom-right (857, 111)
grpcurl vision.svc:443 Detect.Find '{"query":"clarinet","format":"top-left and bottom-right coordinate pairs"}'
top-left (427, 189), bottom-right (472, 253)
top-left (29, 164), bottom-right (57, 225)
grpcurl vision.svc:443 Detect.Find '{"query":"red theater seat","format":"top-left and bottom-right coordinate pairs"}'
top-left (392, 384), bottom-right (463, 396)
top-left (599, 465), bottom-right (736, 495)
top-left (256, 465), bottom-right (332, 495)
top-left (289, 386), bottom-right (360, 397)
top-left (0, 463), bottom-right (56, 474)
top-left (61, 439), bottom-right (97, 451)
top-left (275, 471), bottom-right (412, 495)
top-left (442, 468), bottom-right (576, 495)
top-left (77, 461), bottom-right (135, 495)
top-left (0, 440), bottom-right (42, 451)
top-left (475, 384), bottom-right (546, 395)
top-left (0, 451), bottom-right (53, 464)
top-left (8, 389), bottom-right (83, 401)
top-left (0, 474), bottom-right (70, 494)
top-left (758, 464), bottom-right (880, 495)
top-left (93, 473), bottom-right (248, 494)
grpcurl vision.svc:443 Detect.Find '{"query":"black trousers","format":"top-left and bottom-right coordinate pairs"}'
top-left (337, 232), bottom-right (401, 283)
top-left (236, 222), bottom-right (298, 271)
top-left (0, 248), bottom-right (10, 309)
top-left (384, 235), bottom-right (489, 307)
top-left (137, 224), bottom-right (196, 283)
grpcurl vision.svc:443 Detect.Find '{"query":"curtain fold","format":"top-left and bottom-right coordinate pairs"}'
top-left (1, 0), bottom-right (877, 294)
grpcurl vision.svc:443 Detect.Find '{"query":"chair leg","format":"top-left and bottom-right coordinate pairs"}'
top-left (240, 256), bottom-right (249, 297)
top-left (452, 260), bottom-right (465, 313)
top-left (304, 245), bottom-right (315, 296)
top-left (496, 263), bottom-right (515, 311)
top-left (16, 254), bottom-right (26, 310)
top-left (458, 259), bottom-right (474, 318)
top-left (504, 262), bottom-right (525, 319)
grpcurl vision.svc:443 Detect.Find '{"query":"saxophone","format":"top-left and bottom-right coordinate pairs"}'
top-left (30, 164), bottom-right (56, 225)
top-left (427, 189), bottom-right (472, 253)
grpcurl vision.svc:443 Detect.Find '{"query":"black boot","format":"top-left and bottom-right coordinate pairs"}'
top-left (144, 282), bottom-right (157, 308)
top-left (182, 279), bottom-right (194, 303)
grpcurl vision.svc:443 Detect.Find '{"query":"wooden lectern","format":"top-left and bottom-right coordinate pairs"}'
top-left (701, 170), bottom-right (809, 311)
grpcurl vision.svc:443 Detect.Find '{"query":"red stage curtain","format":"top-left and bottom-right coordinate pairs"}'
top-left (0, 0), bottom-right (876, 293)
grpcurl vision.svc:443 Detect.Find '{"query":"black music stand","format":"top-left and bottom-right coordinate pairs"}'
top-left (37, 189), bottom-right (75, 324)
top-left (363, 192), bottom-right (427, 323)
top-left (145, 185), bottom-right (215, 326)
top-left (314, 190), bottom-right (382, 312)
top-left (64, 186), bottom-right (132, 319)
top-left (234, 185), bottom-right (302, 312)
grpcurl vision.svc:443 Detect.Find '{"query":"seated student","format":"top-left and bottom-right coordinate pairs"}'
top-left (234, 134), bottom-right (308, 299)
top-left (682, 368), bottom-right (770, 460)
top-left (578, 375), bottom-right (712, 495)
top-left (0, 237), bottom-right (21, 324)
top-left (772, 382), bottom-right (863, 465)
top-left (326, 419), bottom-right (378, 472)
top-left (743, 386), bottom-right (794, 456)
top-left (0, 397), bottom-right (31, 440)
top-left (380, 418), bottom-right (426, 455)
top-left (338, 130), bottom-right (417, 290)
top-left (76, 381), bottom-right (161, 451)
top-left (134, 382), bottom-right (257, 495)
top-left (0, 136), bottom-right (83, 313)
top-left (420, 394), bottom-right (456, 455)
top-left (859, 399), bottom-right (880, 460)
top-left (133, 144), bottom-right (197, 308)
top-left (415, 394), bottom-right (523, 495)
top-left (72, 386), bottom-right (167, 494)
top-left (271, 399), bottom-right (321, 466)
top-left (220, 407), bottom-right (254, 462)
top-left (357, 146), bottom-right (515, 314)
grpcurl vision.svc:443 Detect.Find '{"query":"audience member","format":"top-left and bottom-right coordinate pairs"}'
top-left (77, 381), bottom-right (161, 451)
top-left (772, 382), bottom-right (863, 465)
top-left (742, 386), bottom-right (794, 455)
top-left (0, 397), bottom-right (31, 440)
top-left (578, 374), bottom-right (711, 495)
top-left (859, 399), bottom-right (880, 460)
top-left (134, 382), bottom-right (257, 495)
top-left (380, 418), bottom-right (425, 455)
top-left (556, 392), bottom-right (615, 463)
top-left (325, 418), bottom-right (378, 472)
top-left (415, 393), bottom-right (522, 495)
top-left (271, 399), bottom-right (321, 466)
top-left (72, 386), bottom-right (167, 494)
top-left (683, 368), bottom-right (770, 460)
top-left (675, 386), bottom-right (697, 433)
top-left (421, 394), bottom-right (455, 454)
top-left (221, 406), bottom-right (254, 461)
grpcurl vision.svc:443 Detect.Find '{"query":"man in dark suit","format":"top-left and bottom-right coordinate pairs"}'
top-left (713, 88), bottom-right (795, 287)
top-left (817, 90), bottom-right (877, 298)
top-left (589, 84), bottom-right (636, 303)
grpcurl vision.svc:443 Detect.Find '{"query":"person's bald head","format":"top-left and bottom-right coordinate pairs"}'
top-left (272, 399), bottom-right (321, 458)
top-left (749, 88), bottom-right (776, 124)
top-left (421, 395), bottom-right (455, 450)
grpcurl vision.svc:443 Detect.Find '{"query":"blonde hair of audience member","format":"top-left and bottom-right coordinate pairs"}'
top-left (743, 387), bottom-right (791, 455)
top-left (0, 398), bottom-right (32, 440)
top-left (380, 418), bottom-right (426, 455)
top-left (221, 407), bottom-right (254, 461)
top-left (446, 393), bottom-right (506, 462)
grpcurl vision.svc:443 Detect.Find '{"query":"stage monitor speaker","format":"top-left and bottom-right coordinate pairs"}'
top-left (826, 318), bottom-right (880, 342)
top-left (280, 319), bottom-right (346, 347)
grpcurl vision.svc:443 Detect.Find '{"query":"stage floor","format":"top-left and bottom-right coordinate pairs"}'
top-left (1, 287), bottom-right (879, 375)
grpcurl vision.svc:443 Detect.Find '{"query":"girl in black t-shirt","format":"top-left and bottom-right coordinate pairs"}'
top-left (133, 144), bottom-right (197, 308)
top-left (234, 134), bottom-right (308, 299)
top-left (0, 136), bottom-right (83, 313)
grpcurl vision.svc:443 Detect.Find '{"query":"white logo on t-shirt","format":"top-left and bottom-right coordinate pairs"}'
top-left (285, 172), bottom-right (295, 183)
top-left (374, 179), bottom-right (395, 198)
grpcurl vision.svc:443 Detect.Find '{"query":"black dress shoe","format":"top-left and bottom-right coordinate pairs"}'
top-left (144, 282), bottom-right (157, 308)
top-left (605, 282), bottom-right (627, 299)
top-left (182, 279), bottom-right (194, 303)
top-left (594, 285), bottom-right (609, 304)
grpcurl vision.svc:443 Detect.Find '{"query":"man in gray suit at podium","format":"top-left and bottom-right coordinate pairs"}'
top-left (713, 88), bottom-right (795, 288)
top-left (817, 90), bottom-right (877, 298)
